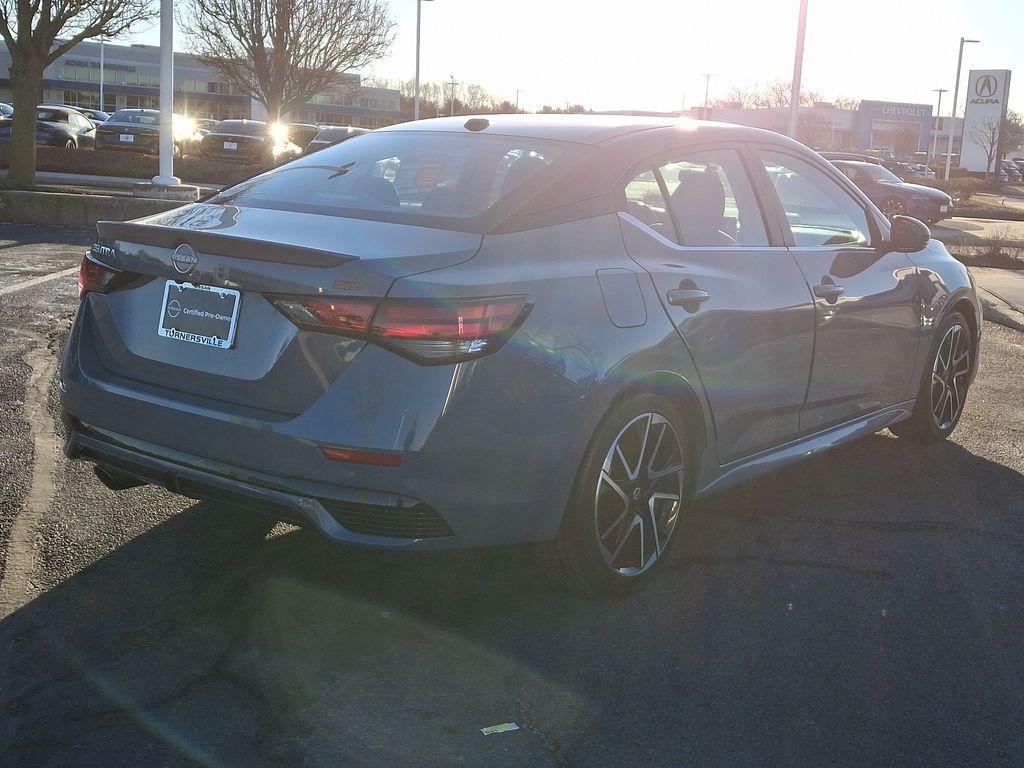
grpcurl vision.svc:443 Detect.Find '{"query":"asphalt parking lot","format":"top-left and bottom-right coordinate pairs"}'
top-left (0, 225), bottom-right (1022, 767)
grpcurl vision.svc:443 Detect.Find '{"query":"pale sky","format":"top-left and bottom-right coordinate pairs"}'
top-left (131, 0), bottom-right (1023, 115)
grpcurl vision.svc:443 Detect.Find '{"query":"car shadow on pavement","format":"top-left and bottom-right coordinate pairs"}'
top-left (2, 433), bottom-right (1024, 767)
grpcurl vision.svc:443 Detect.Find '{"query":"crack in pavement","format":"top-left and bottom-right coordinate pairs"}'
top-left (0, 330), bottom-right (61, 618)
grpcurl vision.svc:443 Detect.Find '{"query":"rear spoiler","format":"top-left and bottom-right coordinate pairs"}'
top-left (96, 221), bottom-right (356, 268)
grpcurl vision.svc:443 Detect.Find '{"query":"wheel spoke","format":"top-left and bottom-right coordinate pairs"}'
top-left (649, 463), bottom-right (685, 481)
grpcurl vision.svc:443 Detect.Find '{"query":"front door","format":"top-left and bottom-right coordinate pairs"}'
top-left (755, 149), bottom-right (922, 434)
top-left (619, 147), bottom-right (816, 464)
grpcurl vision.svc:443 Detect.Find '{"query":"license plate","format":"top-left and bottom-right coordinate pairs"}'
top-left (223, 141), bottom-right (237, 150)
top-left (119, 134), bottom-right (134, 143)
top-left (158, 281), bottom-right (240, 349)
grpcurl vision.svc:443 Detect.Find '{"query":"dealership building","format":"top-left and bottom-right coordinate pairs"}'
top-left (678, 99), bottom-right (965, 157)
top-left (0, 39), bottom-right (408, 128)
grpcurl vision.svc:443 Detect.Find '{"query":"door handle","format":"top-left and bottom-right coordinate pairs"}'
top-left (813, 282), bottom-right (845, 301)
top-left (666, 288), bottom-right (711, 307)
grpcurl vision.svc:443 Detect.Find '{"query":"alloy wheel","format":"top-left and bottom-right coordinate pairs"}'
top-left (930, 323), bottom-right (971, 430)
top-left (594, 412), bottom-right (685, 576)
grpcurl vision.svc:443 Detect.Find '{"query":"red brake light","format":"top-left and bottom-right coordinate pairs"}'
top-left (273, 296), bottom-right (378, 335)
top-left (78, 252), bottom-right (120, 297)
top-left (271, 295), bottom-right (530, 364)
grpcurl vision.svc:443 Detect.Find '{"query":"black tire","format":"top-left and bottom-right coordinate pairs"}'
top-left (890, 311), bottom-right (973, 443)
top-left (534, 394), bottom-right (693, 596)
top-left (881, 197), bottom-right (906, 219)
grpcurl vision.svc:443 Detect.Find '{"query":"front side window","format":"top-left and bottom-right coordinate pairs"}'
top-left (760, 150), bottom-right (871, 247)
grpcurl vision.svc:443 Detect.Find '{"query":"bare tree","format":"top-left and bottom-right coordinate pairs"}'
top-left (0, 0), bottom-right (154, 185)
top-left (183, 0), bottom-right (395, 122)
top-left (969, 117), bottom-right (1002, 179)
top-left (833, 96), bottom-right (861, 110)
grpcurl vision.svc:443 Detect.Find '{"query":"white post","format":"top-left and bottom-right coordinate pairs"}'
top-left (788, 0), bottom-right (809, 139)
top-left (98, 39), bottom-right (105, 112)
top-left (929, 89), bottom-right (946, 168)
top-left (944, 37), bottom-right (979, 181)
top-left (152, 0), bottom-right (179, 186)
top-left (414, 0), bottom-right (421, 120)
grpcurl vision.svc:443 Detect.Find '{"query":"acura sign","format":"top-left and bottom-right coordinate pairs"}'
top-left (961, 69), bottom-right (1013, 173)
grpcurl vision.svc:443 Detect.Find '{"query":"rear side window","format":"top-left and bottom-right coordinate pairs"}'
top-left (622, 148), bottom-right (768, 247)
top-left (213, 131), bottom-right (572, 227)
top-left (759, 150), bottom-right (871, 247)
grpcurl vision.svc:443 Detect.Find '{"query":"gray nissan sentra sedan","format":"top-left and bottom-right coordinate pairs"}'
top-left (61, 114), bottom-right (981, 595)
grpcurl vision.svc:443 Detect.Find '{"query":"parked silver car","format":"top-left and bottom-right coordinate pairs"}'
top-left (61, 115), bottom-right (981, 594)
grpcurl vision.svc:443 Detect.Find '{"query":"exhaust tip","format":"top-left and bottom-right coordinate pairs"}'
top-left (94, 464), bottom-right (146, 492)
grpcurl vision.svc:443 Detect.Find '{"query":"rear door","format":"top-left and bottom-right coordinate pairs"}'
top-left (619, 145), bottom-right (815, 464)
top-left (754, 149), bottom-right (921, 434)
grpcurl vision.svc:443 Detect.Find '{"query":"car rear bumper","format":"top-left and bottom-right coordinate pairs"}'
top-left (96, 136), bottom-right (159, 154)
top-left (59, 303), bottom-right (589, 550)
top-left (63, 416), bottom-right (461, 549)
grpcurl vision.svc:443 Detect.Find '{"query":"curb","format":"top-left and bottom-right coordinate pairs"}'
top-left (0, 189), bottom-right (185, 226)
top-left (978, 291), bottom-right (1024, 332)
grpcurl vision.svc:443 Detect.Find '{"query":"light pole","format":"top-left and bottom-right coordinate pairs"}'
top-left (413, 0), bottom-right (434, 121)
top-left (152, 0), bottom-right (179, 186)
top-left (515, 89), bottom-right (522, 112)
top-left (788, 0), bottom-right (809, 139)
top-left (929, 88), bottom-right (948, 168)
top-left (447, 74), bottom-right (458, 117)
top-left (699, 73), bottom-right (712, 113)
top-left (98, 38), bottom-right (105, 112)
top-left (944, 37), bottom-right (980, 180)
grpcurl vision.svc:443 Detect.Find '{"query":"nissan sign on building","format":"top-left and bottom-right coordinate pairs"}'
top-left (960, 69), bottom-right (1012, 173)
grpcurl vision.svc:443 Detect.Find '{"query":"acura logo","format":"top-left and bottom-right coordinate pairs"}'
top-left (976, 75), bottom-right (998, 98)
top-left (171, 243), bottom-right (198, 274)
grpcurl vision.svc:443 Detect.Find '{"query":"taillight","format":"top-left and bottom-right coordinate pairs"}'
top-left (271, 295), bottom-right (530, 364)
top-left (78, 252), bottom-right (121, 297)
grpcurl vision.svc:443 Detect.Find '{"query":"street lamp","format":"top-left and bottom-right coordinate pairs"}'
top-left (413, 0), bottom-right (434, 121)
top-left (929, 88), bottom-right (948, 168)
top-left (944, 37), bottom-right (980, 180)
top-left (152, 0), bottom-right (179, 186)
top-left (788, 0), bottom-right (810, 139)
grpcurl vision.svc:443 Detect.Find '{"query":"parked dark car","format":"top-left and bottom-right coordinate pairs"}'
top-left (832, 159), bottom-right (953, 223)
top-left (200, 119), bottom-right (272, 164)
top-left (285, 123), bottom-right (321, 154)
top-left (1000, 160), bottom-right (1022, 183)
top-left (0, 106), bottom-right (96, 148)
top-left (95, 109), bottom-right (195, 156)
top-left (62, 115), bottom-right (981, 595)
top-left (61, 106), bottom-right (110, 128)
top-left (305, 125), bottom-right (368, 153)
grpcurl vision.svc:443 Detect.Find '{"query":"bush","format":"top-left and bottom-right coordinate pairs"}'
top-left (0, 145), bottom-right (267, 187)
top-left (909, 176), bottom-right (988, 204)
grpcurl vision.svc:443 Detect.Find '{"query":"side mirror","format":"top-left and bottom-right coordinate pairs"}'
top-left (888, 215), bottom-right (930, 253)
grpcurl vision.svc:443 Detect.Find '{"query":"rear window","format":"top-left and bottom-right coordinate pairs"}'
top-left (214, 121), bottom-right (267, 137)
top-left (110, 111), bottom-right (158, 125)
top-left (212, 130), bottom-right (575, 228)
top-left (37, 110), bottom-right (68, 122)
top-left (317, 127), bottom-right (361, 141)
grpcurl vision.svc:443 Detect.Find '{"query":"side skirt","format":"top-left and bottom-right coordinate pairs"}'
top-left (695, 401), bottom-right (916, 500)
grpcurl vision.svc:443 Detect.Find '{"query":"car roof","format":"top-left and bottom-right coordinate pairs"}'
top-left (833, 160), bottom-right (883, 169)
top-left (378, 113), bottom-right (793, 147)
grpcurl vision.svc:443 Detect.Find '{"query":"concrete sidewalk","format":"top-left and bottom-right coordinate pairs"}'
top-left (931, 217), bottom-right (1024, 247)
top-left (969, 266), bottom-right (1024, 332)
